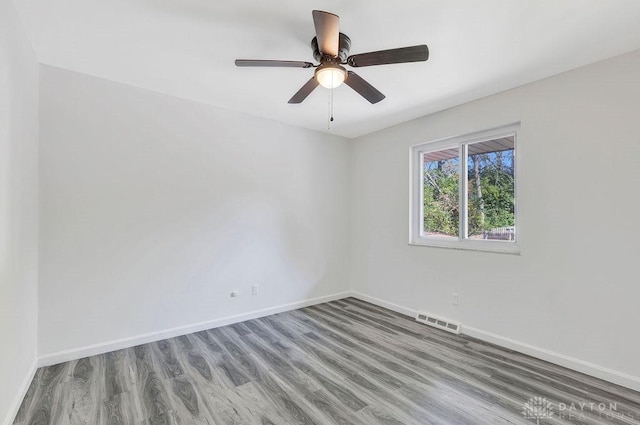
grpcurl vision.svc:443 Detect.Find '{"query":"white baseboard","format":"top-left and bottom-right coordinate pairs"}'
top-left (349, 291), bottom-right (640, 393)
top-left (3, 359), bottom-right (38, 425)
top-left (38, 291), bottom-right (351, 367)
top-left (462, 325), bottom-right (640, 393)
top-left (350, 291), bottom-right (418, 318)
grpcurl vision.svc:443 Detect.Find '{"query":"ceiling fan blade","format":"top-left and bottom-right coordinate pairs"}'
top-left (347, 45), bottom-right (429, 67)
top-left (312, 10), bottom-right (339, 57)
top-left (288, 77), bottom-right (320, 104)
top-left (235, 59), bottom-right (314, 68)
top-left (344, 71), bottom-right (385, 104)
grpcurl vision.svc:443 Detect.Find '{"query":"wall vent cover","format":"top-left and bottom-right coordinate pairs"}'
top-left (415, 312), bottom-right (461, 334)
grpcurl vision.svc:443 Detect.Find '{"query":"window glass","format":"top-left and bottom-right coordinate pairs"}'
top-left (422, 149), bottom-right (459, 238)
top-left (466, 137), bottom-right (515, 241)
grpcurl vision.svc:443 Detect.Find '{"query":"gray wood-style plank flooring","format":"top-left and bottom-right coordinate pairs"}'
top-left (13, 298), bottom-right (640, 424)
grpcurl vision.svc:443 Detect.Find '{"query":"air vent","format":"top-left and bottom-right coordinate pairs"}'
top-left (415, 312), bottom-right (461, 334)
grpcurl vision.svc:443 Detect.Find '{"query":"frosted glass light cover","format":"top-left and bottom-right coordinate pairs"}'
top-left (316, 66), bottom-right (346, 89)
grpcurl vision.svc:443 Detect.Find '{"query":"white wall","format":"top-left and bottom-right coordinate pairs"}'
top-left (0, 0), bottom-right (39, 423)
top-left (350, 49), bottom-right (640, 388)
top-left (38, 66), bottom-right (350, 357)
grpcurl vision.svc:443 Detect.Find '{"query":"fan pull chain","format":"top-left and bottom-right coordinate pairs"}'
top-left (327, 71), bottom-right (335, 130)
top-left (330, 87), bottom-right (335, 125)
top-left (327, 89), bottom-right (331, 129)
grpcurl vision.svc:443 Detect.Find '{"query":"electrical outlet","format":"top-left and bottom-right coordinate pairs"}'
top-left (252, 284), bottom-right (259, 295)
top-left (230, 291), bottom-right (239, 298)
top-left (452, 293), bottom-right (459, 306)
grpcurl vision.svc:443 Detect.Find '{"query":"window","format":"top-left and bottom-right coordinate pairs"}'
top-left (410, 124), bottom-right (519, 254)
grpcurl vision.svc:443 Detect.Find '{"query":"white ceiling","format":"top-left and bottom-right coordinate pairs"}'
top-left (13, 0), bottom-right (640, 138)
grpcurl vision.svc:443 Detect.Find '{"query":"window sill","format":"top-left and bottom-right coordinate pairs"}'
top-left (409, 238), bottom-right (521, 255)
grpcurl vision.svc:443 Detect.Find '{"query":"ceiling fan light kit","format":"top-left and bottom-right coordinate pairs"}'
top-left (315, 63), bottom-right (347, 89)
top-left (235, 10), bottom-right (429, 104)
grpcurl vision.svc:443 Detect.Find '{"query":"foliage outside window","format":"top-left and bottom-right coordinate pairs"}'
top-left (410, 124), bottom-right (519, 254)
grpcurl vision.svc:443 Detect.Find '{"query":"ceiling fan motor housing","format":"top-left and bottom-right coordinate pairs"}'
top-left (312, 33), bottom-right (351, 63)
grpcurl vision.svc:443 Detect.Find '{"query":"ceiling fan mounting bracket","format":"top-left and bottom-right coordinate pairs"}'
top-left (312, 33), bottom-right (351, 63)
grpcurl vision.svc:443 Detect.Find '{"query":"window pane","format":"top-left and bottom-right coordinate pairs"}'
top-left (423, 149), bottom-right (459, 238)
top-left (467, 137), bottom-right (515, 241)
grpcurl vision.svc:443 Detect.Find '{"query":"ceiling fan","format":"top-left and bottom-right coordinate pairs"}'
top-left (235, 10), bottom-right (429, 104)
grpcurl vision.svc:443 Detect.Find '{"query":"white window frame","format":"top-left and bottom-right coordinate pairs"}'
top-left (409, 123), bottom-right (521, 254)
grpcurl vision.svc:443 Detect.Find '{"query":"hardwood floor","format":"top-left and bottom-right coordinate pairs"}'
top-left (13, 298), bottom-right (640, 425)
